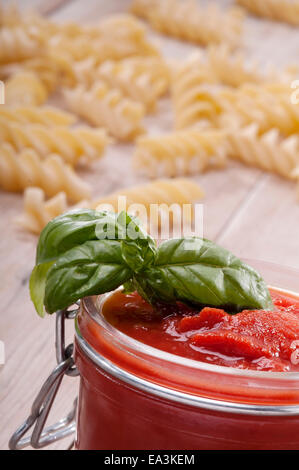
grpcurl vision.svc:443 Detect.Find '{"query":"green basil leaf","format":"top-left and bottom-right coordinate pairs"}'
top-left (44, 240), bottom-right (133, 313)
top-left (36, 209), bottom-right (116, 265)
top-left (29, 262), bottom-right (54, 317)
top-left (36, 209), bottom-right (156, 265)
top-left (142, 238), bottom-right (273, 312)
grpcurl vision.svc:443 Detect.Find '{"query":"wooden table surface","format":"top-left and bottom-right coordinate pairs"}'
top-left (1, 0), bottom-right (299, 450)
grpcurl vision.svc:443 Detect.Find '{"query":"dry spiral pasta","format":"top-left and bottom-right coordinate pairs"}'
top-left (219, 83), bottom-right (299, 136)
top-left (49, 14), bottom-right (159, 65)
top-left (4, 71), bottom-right (49, 106)
top-left (206, 45), bottom-right (264, 87)
top-left (227, 124), bottom-right (299, 179)
top-left (49, 34), bottom-right (158, 66)
top-left (96, 14), bottom-right (150, 44)
top-left (236, 0), bottom-right (299, 26)
top-left (171, 53), bottom-right (224, 129)
top-left (77, 57), bottom-right (170, 111)
top-left (171, 56), bottom-right (299, 131)
top-left (1, 56), bottom-right (61, 92)
top-left (172, 79), bottom-right (223, 130)
top-left (131, 0), bottom-right (244, 48)
top-left (16, 178), bottom-right (204, 234)
top-left (63, 83), bottom-right (145, 141)
top-left (0, 51), bottom-right (77, 91)
top-left (0, 25), bottom-right (44, 64)
top-left (133, 130), bottom-right (227, 178)
top-left (0, 119), bottom-right (108, 166)
top-left (0, 105), bottom-right (76, 126)
top-left (0, 144), bottom-right (91, 202)
top-left (16, 188), bottom-right (81, 235)
top-left (206, 45), bottom-right (299, 87)
top-left (93, 178), bottom-right (204, 229)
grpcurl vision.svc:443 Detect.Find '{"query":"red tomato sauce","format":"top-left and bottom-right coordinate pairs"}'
top-left (102, 288), bottom-right (299, 372)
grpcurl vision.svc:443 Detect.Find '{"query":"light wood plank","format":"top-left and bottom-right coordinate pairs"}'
top-left (217, 172), bottom-right (299, 269)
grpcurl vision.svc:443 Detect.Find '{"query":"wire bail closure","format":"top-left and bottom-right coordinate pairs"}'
top-left (9, 306), bottom-right (80, 450)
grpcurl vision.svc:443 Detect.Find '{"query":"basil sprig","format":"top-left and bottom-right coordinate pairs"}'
top-left (30, 210), bottom-right (273, 316)
top-left (135, 238), bottom-right (274, 312)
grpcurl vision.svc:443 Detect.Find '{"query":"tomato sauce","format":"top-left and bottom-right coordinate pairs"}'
top-left (102, 289), bottom-right (299, 372)
top-left (75, 288), bottom-right (299, 450)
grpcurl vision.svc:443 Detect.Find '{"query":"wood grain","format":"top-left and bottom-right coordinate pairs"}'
top-left (0, 0), bottom-right (299, 450)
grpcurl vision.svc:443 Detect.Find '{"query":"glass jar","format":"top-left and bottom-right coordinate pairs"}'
top-left (74, 260), bottom-right (299, 450)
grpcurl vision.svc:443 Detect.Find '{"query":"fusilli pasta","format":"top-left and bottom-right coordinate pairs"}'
top-left (0, 120), bottom-right (108, 166)
top-left (227, 124), bottom-right (299, 178)
top-left (172, 80), bottom-right (223, 130)
top-left (171, 53), bottom-right (223, 129)
top-left (76, 57), bottom-right (170, 111)
top-left (16, 178), bottom-right (204, 234)
top-left (16, 188), bottom-right (70, 234)
top-left (236, 0), bottom-right (299, 26)
top-left (131, 0), bottom-right (244, 48)
top-left (1, 56), bottom-right (60, 92)
top-left (206, 45), bottom-right (298, 87)
top-left (63, 83), bottom-right (145, 141)
top-left (206, 45), bottom-right (264, 87)
top-left (0, 25), bottom-right (44, 64)
top-left (0, 144), bottom-right (91, 202)
top-left (4, 71), bottom-right (48, 106)
top-left (49, 14), bottom-right (158, 65)
top-left (93, 178), bottom-right (204, 229)
top-left (0, 105), bottom-right (76, 126)
top-left (133, 130), bottom-right (227, 177)
top-left (219, 83), bottom-right (299, 136)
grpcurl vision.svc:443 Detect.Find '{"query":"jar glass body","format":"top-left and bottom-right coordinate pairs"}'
top-left (74, 260), bottom-right (299, 450)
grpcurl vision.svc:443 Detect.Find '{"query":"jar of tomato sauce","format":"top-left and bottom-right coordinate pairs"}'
top-left (9, 260), bottom-right (299, 450)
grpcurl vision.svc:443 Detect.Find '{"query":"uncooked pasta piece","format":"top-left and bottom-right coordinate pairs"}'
top-left (227, 124), bottom-right (299, 179)
top-left (63, 83), bottom-right (145, 141)
top-left (0, 52), bottom-right (75, 91)
top-left (0, 105), bottom-right (76, 126)
top-left (4, 71), bottom-right (48, 106)
top-left (0, 144), bottom-right (91, 202)
top-left (171, 53), bottom-right (224, 129)
top-left (172, 81), bottom-right (223, 129)
top-left (16, 187), bottom-right (91, 234)
top-left (16, 188), bottom-right (69, 234)
top-left (16, 178), bottom-right (204, 234)
top-left (49, 14), bottom-right (158, 65)
top-left (236, 0), bottom-right (299, 26)
top-left (0, 25), bottom-right (44, 64)
top-left (206, 45), bottom-right (263, 87)
top-left (131, 0), bottom-right (244, 48)
top-left (6, 56), bottom-right (59, 92)
top-left (77, 57), bottom-right (170, 111)
top-left (206, 45), bottom-right (299, 87)
top-left (219, 83), bottom-right (299, 136)
top-left (93, 177), bottom-right (204, 229)
top-left (133, 130), bottom-right (227, 177)
top-left (0, 120), bottom-right (108, 166)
